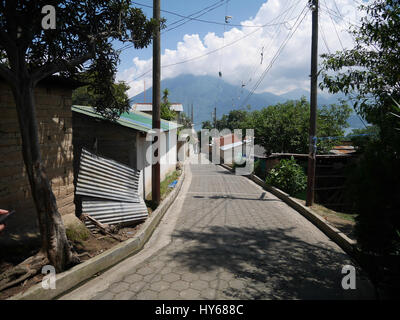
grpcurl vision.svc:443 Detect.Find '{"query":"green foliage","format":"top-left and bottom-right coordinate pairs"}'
top-left (253, 159), bottom-right (266, 180)
top-left (216, 109), bottom-right (252, 131)
top-left (179, 112), bottom-right (192, 129)
top-left (72, 80), bottom-right (130, 111)
top-left (160, 88), bottom-right (177, 121)
top-left (201, 98), bottom-right (351, 155)
top-left (265, 157), bottom-right (307, 196)
top-left (349, 125), bottom-right (380, 153)
top-left (0, 1), bottom-right (159, 120)
top-left (201, 120), bottom-right (213, 130)
top-left (252, 98), bottom-right (351, 155)
top-left (346, 141), bottom-right (400, 255)
top-left (320, 0), bottom-right (400, 137)
top-left (320, 1), bottom-right (400, 254)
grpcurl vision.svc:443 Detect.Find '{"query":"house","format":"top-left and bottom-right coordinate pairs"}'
top-left (0, 76), bottom-right (81, 248)
top-left (210, 133), bottom-right (244, 164)
top-left (72, 105), bottom-right (181, 200)
top-left (131, 102), bottom-right (185, 124)
top-left (131, 102), bottom-right (183, 114)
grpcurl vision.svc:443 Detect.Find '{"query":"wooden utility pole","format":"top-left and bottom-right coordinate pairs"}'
top-left (214, 107), bottom-right (217, 128)
top-left (306, 0), bottom-right (318, 206)
top-left (152, 0), bottom-right (161, 205)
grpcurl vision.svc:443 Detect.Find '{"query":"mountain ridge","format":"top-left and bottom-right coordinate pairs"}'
top-left (129, 74), bottom-right (365, 131)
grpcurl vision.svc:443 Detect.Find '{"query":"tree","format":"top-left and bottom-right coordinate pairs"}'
top-left (216, 109), bottom-right (251, 131)
top-left (160, 88), bottom-right (176, 121)
top-left (201, 120), bottom-right (213, 130)
top-left (320, 0), bottom-right (400, 149)
top-left (178, 112), bottom-right (192, 129)
top-left (320, 0), bottom-right (400, 255)
top-left (0, 1), bottom-right (157, 277)
top-left (250, 99), bottom-right (351, 155)
top-left (72, 80), bottom-right (130, 107)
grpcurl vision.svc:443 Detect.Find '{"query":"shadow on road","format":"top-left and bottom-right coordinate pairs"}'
top-left (170, 225), bottom-right (372, 299)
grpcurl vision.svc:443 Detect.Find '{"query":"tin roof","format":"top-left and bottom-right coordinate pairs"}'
top-left (132, 102), bottom-right (183, 112)
top-left (72, 105), bottom-right (181, 133)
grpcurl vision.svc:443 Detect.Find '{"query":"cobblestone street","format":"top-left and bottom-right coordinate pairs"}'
top-left (61, 162), bottom-right (375, 300)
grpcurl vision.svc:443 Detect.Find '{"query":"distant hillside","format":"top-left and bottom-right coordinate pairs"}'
top-left (130, 74), bottom-right (284, 128)
top-left (129, 74), bottom-right (366, 131)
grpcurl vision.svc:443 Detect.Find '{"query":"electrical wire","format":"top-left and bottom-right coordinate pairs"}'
top-left (117, 0), bottom-right (229, 52)
top-left (132, 0), bottom-right (305, 29)
top-left (125, 15), bottom-right (300, 85)
top-left (322, 0), bottom-right (345, 50)
top-left (238, 4), bottom-right (309, 109)
top-left (319, 18), bottom-right (332, 54)
top-left (232, 0), bottom-right (303, 108)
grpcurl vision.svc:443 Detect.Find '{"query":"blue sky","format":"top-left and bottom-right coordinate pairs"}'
top-left (117, 0), bottom-right (268, 71)
top-left (116, 0), bottom-right (368, 98)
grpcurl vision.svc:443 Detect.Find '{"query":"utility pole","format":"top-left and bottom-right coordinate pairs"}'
top-left (191, 103), bottom-right (194, 124)
top-left (214, 107), bottom-right (217, 128)
top-left (152, 0), bottom-right (161, 205)
top-left (306, 0), bottom-right (318, 207)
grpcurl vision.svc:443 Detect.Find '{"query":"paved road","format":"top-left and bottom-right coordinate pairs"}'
top-left (61, 161), bottom-right (375, 300)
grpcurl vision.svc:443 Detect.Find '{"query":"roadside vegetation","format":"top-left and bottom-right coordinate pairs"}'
top-left (320, 0), bottom-right (400, 257)
top-left (146, 169), bottom-right (182, 211)
top-left (265, 157), bottom-right (307, 197)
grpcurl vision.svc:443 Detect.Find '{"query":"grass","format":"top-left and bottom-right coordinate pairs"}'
top-left (293, 190), bottom-right (357, 223)
top-left (66, 224), bottom-right (91, 243)
top-left (311, 203), bottom-right (357, 223)
top-left (145, 169), bottom-right (182, 211)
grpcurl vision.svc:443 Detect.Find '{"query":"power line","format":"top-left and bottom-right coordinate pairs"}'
top-left (241, 0), bottom-right (302, 89)
top-left (125, 15), bottom-right (299, 85)
top-left (133, 0), bottom-right (286, 29)
top-left (231, 0), bottom-right (304, 108)
top-left (163, 0), bottom-right (227, 27)
top-left (319, 3), bottom-right (361, 27)
top-left (117, 0), bottom-right (229, 52)
top-left (239, 4), bottom-right (309, 109)
top-left (322, 0), bottom-right (344, 50)
top-left (319, 17), bottom-right (332, 54)
top-left (161, 0), bottom-right (231, 33)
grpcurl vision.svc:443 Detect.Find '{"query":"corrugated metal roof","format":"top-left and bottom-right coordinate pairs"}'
top-left (132, 103), bottom-right (184, 112)
top-left (72, 105), bottom-right (181, 132)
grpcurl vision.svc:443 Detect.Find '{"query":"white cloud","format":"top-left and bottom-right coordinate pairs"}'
top-left (117, 0), bottom-right (367, 98)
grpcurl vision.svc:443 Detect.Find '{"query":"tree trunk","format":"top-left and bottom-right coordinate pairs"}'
top-left (11, 76), bottom-right (79, 272)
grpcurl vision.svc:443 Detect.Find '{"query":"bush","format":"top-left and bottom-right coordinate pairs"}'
top-left (266, 157), bottom-right (307, 196)
top-left (346, 141), bottom-right (400, 255)
top-left (253, 159), bottom-right (266, 180)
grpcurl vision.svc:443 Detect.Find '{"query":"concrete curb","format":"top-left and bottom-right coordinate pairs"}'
top-left (219, 164), bottom-right (356, 256)
top-left (10, 168), bottom-right (186, 300)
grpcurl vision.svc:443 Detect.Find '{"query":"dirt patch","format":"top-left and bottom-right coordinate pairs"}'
top-left (295, 198), bottom-right (357, 240)
top-left (0, 167), bottom-right (183, 300)
top-left (0, 217), bottom-right (147, 300)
